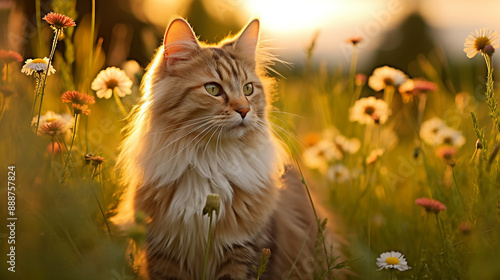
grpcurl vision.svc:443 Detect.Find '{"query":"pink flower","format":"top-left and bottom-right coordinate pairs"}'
top-left (415, 197), bottom-right (447, 214)
top-left (43, 12), bottom-right (76, 30)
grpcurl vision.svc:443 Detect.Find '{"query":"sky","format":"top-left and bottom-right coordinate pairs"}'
top-left (137, 0), bottom-right (500, 67)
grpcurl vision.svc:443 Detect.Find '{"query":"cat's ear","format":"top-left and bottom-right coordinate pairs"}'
top-left (163, 18), bottom-right (199, 64)
top-left (233, 19), bottom-right (260, 61)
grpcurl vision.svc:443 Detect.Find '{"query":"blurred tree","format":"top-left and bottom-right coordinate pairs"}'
top-left (370, 12), bottom-right (435, 73)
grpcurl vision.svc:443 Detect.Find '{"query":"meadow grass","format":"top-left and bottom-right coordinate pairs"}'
top-left (0, 4), bottom-right (499, 280)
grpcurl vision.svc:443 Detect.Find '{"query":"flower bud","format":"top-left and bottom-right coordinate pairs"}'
top-left (203, 194), bottom-right (220, 216)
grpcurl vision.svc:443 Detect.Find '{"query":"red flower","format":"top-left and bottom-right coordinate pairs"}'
top-left (42, 12), bottom-right (76, 30)
top-left (72, 104), bottom-right (91, 115)
top-left (0, 50), bottom-right (23, 63)
top-left (415, 197), bottom-right (447, 214)
top-left (61, 91), bottom-right (95, 105)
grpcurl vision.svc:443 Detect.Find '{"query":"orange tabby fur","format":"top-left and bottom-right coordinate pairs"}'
top-left (113, 18), bottom-right (329, 279)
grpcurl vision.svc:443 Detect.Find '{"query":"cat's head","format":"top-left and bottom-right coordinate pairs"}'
top-left (143, 18), bottom-right (274, 140)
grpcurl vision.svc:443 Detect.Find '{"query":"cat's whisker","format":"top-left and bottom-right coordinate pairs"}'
top-left (149, 122), bottom-right (214, 159)
top-left (269, 122), bottom-right (305, 149)
top-left (157, 122), bottom-right (218, 169)
top-left (269, 110), bottom-right (304, 119)
top-left (153, 116), bottom-right (224, 135)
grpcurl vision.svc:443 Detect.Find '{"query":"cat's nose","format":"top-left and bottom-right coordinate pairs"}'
top-left (235, 107), bottom-right (250, 118)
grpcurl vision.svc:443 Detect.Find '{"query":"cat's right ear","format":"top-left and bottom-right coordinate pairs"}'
top-left (163, 18), bottom-right (199, 65)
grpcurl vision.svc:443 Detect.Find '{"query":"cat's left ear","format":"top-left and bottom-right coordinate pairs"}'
top-left (233, 19), bottom-right (260, 62)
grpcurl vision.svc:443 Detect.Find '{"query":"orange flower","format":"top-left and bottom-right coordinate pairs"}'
top-left (72, 104), bottom-right (91, 115)
top-left (415, 197), bottom-right (447, 214)
top-left (61, 91), bottom-right (95, 105)
top-left (42, 12), bottom-right (76, 30)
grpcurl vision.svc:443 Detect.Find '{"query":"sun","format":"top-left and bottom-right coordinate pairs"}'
top-left (244, 0), bottom-right (342, 34)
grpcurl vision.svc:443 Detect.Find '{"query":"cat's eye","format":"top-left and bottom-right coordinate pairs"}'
top-left (243, 83), bottom-right (254, 96)
top-left (204, 83), bottom-right (221, 96)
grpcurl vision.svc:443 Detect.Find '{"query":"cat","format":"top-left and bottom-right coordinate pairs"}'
top-left (113, 18), bottom-right (328, 279)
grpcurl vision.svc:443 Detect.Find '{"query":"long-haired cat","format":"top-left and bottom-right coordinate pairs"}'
top-left (113, 18), bottom-right (325, 279)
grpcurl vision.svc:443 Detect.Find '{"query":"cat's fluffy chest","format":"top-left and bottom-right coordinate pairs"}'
top-left (144, 135), bottom-right (282, 275)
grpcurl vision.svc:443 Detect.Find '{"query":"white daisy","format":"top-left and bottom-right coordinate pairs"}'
top-left (334, 135), bottom-right (361, 155)
top-left (420, 117), bottom-right (446, 146)
top-left (303, 139), bottom-right (343, 173)
top-left (327, 164), bottom-right (350, 183)
top-left (464, 28), bottom-right (499, 58)
top-left (91, 66), bottom-right (133, 99)
top-left (368, 66), bottom-right (408, 92)
top-left (435, 127), bottom-right (466, 148)
top-left (21, 57), bottom-right (56, 76)
top-left (376, 251), bottom-right (411, 271)
top-left (349, 97), bottom-right (391, 125)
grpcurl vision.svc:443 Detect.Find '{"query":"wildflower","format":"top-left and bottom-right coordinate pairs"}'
top-left (21, 57), bottom-right (56, 76)
top-left (72, 104), bottom-right (91, 115)
top-left (334, 135), bottom-right (360, 155)
top-left (37, 121), bottom-right (67, 137)
top-left (31, 111), bottom-right (73, 127)
top-left (368, 66), bottom-right (408, 92)
top-left (376, 251), bottom-right (411, 271)
top-left (415, 197), bottom-right (447, 214)
top-left (203, 193), bottom-right (221, 216)
top-left (61, 91), bottom-right (95, 105)
top-left (327, 164), bottom-right (350, 183)
top-left (355, 73), bottom-right (367, 86)
top-left (366, 149), bottom-right (384, 165)
top-left (349, 97), bottom-right (390, 125)
top-left (122, 60), bottom-right (144, 84)
top-left (464, 28), bottom-right (499, 58)
top-left (0, 50), bottom-right (22, 63)
top-left (398, 79), bottom-right (437, 103)
top-left (42, 12), bottom-right (76, 31)
top-left (435, 127), bottom-right (466, 148)
top-left (304, 132), bottom-right (321, 147)
top-left (435, 146), bottom-right (457, 161)
top-left (420, 118), bottom-right (446, 146)
top-left (85, 153), bottom-right (94, 164)
top-left (346, 36), bottom-right (363, 45)
top-left (435, 146), bottom-right (457, 166)
top-left (303, 140), bottom-right (343, 172)
top-left (459, 222), bottom-right (472, 235)
top-left (91, 67), bottom-right (133, 99)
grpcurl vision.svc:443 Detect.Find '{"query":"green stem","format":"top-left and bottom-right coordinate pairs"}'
top-left (451, 166), bottom-right (466, 212)
top-left (202, 213), bottom-right (214, 280)
top-left (63, 114), bottom-right (79, 173)
top-left (113, 89), bottom-right (128, 118)
top-left (483, 54), bottom-right (500, 132)
top-left (415, 215), bottom-right (429, 279)
top-left (35, 29), bottom-right (60, 134)
top-left (435, 214), bottom-right (446, 254)
top-left (383, 86), bottom-right (395, 108)
top-left (390, 269), bottom-right (393, 280)
top-left (92, 185), bottom-right (112, 239)
top-left (88, 0), bottom-right (96, 91)
top-left (30, 74), bottom-right (42, 130)
top-left (295, 160), bottom-right (333, 272)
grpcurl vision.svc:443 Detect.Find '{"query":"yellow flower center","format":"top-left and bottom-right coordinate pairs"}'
top-left (385, 257), bottom-right (400, 265)
top-left (475, 36), bottom-right (491, 51)
top-left (106, 78), bottom-right (119, 89)
top-left (32, 58), bottom-right (47, 64)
